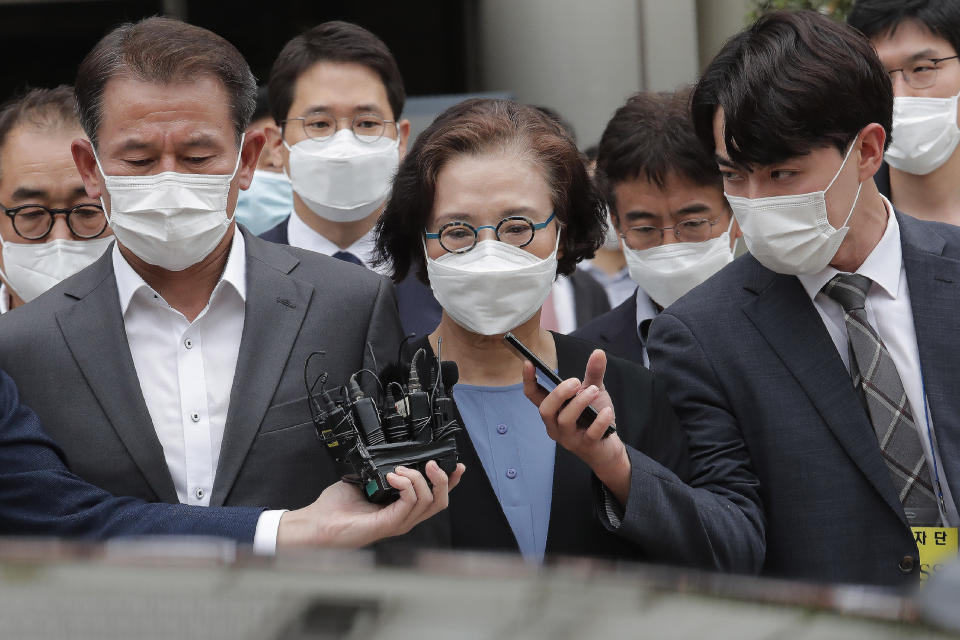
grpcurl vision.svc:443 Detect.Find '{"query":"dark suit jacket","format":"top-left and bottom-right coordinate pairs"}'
top-left (572, 294), bottom-right (645, 364)
top-left (0, 368), bottom-right (262, 539)
top-left (647, 211), bottom-right (960, 587)
top-left (568, 269), bottom-right (612, 329)
top-left (0, 227), bottom-right (404, 514)
top-left (409, 332), bottom-right (700, 564)
top-left (261, 216), bottom-right (442, 340)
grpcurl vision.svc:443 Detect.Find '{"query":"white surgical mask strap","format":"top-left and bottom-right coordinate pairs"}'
top-left (824, 134), bottom-right (860, 193)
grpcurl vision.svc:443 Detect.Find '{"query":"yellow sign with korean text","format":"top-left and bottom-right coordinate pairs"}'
top-left (913, 526), bottom-right (958, 581)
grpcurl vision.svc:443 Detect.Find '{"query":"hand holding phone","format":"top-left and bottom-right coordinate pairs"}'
top-left (504, 332), bottom-right (616, 438)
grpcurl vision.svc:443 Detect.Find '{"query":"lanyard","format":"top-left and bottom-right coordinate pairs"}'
top-left (919, 367), bottom-right (949, 518)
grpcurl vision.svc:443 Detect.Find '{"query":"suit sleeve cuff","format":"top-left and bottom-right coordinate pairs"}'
top-left (252, 510), bottom-right (287, 555)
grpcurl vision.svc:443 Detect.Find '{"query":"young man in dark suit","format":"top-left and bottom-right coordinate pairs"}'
top-left (574, 90), bottom-right (739, 365)
top-left (644, 10), bottom-right (960, 586)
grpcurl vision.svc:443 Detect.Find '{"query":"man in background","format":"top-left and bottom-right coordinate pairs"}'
top-left (575, 90), bottom-right (738, 365)
top-left (0, 86), bottom-right (113, 311)
top-left (849, 0), bottom-right (960, 225)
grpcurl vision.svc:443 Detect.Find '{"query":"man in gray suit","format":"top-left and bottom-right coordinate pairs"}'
top-left (0, 17), bottom-right (463, 552)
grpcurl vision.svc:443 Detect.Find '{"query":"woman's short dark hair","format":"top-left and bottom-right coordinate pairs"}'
top-left (848, 0), bottom-right (960, 59)
top-left (691, 10), bottom-right (892, 167)
top-left (597, 89), bottom-right (721, 217)
top-left (74, 16), bottom-right (256, 148)
top-left (268, 21), bottom-right (405, 125)
top-left (375, 98), bottom-right (606, 284)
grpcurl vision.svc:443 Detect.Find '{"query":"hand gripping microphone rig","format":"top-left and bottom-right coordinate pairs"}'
top-left (304, 341), bottom-right (461, 504)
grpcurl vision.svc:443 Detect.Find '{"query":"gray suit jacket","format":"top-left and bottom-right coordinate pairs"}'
top-left (645, 211), bottom-right (960, 587)
top-left (0, 227), bottom-right (404, 512)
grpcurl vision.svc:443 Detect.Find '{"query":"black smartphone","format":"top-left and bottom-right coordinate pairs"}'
top-left (503, 331), bottom-right (616, 438)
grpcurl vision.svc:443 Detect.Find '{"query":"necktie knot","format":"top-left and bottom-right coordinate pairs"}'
top-left (332, 251), bottom-right (363, 266)
top-left (822, 273), bottom-right (871, 312)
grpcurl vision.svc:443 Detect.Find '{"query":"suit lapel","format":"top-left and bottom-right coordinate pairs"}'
top-left (210, 232), bottom-right (312, 506)
top-left (899, 214), bottom-right (960, 504)
top-left (742, 265), bottom-right (906, 523)
top-left (55, 250), bottom-right (178, 503)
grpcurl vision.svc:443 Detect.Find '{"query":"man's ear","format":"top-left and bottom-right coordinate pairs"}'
top-left (262, 123), bottom-right (286, 171)
top-left (398, 119), bottom-right (412, 158)
top-left (237, 130), bottom-right (266, 190)
top-left (857, 122), bottom-right (886, 183)
top-left (71, 138), bottom-right (103, 199)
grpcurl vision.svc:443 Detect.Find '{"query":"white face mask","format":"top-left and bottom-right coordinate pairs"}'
top-left (425, 235), bottom-right (560, 336)
top-left (622, 218), bottom-right (734, 308)
top-left (724, 138), bottom-right (862, 276)
top-left (885, 90), bottom-right (960, 175)
top-left (94, 135), bottom-right (243, 272)
top-left (285, 129), bottom-right (400, 222)
top-left (0, 236), bottom-right (114, 303)
top-left (233, 169), bottom-right (293, 236)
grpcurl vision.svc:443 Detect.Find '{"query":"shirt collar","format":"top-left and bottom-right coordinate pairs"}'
top-left (797, 195), bottom-right (902, 302)
top-left (287, 210), bottom-right (377, 267)
top-left (113, 228), bottom-right (247, 316)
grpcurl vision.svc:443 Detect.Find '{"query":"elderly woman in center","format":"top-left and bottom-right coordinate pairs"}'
top-left (375, 98), bottom-right (708, 565)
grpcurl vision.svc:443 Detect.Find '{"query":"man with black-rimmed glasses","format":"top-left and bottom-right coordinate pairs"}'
top-left (849, 0), bottom-right (960, 226)
top-left (0, 86), bottom-right (113, 312)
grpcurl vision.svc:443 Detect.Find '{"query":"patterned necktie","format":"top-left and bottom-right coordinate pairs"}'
top-left (332, 251), bottom-right (363, 266)
top-left (822, 273), bottom-right (941, 525)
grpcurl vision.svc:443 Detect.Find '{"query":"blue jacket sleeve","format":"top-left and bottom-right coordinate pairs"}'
top-left (0, 369), bottom-right (263, 541)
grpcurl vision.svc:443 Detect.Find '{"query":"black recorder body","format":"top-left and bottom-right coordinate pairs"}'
top-left (306, 346), bottom-right (461, 504)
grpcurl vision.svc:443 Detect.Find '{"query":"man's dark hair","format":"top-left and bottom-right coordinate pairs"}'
top-left (691, 10), bottom-right (892, 167)
top-left (251, 85), bottom-right (271, 124)
top-left (0, 85), bottom-right (78, 180)
top-left (597, 89), bottom-right (721, 217)
top-left (375, 98), bottom-right (605, 284)
top-left (74, 16), bottom-right (256, 147)
top-left (849, 0), bottom-right (960, 59)
top-left (268, 21), bottom-right (405, 125)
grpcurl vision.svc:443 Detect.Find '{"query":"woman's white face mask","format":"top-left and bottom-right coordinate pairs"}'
top-left (425, 232), bottom-right (560, 336)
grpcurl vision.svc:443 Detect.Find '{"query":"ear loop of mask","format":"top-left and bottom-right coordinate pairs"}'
top-left (827, 134), bottom-right (864, 232)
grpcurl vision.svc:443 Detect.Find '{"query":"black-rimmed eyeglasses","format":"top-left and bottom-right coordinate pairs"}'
top-left (2, 203), bottom-right (108, 240)
top-left (425, 213), bottom-right (557, 254)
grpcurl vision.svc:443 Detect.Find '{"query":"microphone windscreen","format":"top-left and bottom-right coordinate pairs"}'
top-left (440, 361), bottom-right (459, 391)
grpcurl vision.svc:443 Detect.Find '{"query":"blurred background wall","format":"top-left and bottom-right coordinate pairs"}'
top-left (0, 0), bottom-right (801, 148)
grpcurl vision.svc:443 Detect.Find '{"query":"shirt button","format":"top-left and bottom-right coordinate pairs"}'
top-left (184, 337), bottom-right (193, 349)
top-left (898, 555), bottom-right (916, 574)
top-left (505, 468), bottom-right (517, 479)
top-left (190, 412), bottom-right (200, 423)
top-left (194, 488), bottom-right (204, 500)
top-left (496, 424), bottom-right (508, 435)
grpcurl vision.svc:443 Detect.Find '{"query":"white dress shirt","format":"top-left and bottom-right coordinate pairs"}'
top-left (113, 232), bottom-right (284, 552)
top-left (287, 210), bottom-right (386, 273)
top-left (0, 283), bottom-right (9, 314)
top-left (797, 198), bottom-right (959, 526)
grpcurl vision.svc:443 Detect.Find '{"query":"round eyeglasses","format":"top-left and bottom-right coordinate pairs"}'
top-left (2, 203), bottom-right (108, 240)
top-left (886, 55), bottom-right (959, 90)
top-left (622, 217), bottom-right (722, 250)
top-left (282, 112), bottom-right (398, 144)
top-left (425, 212), bottom-right (557, 254)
